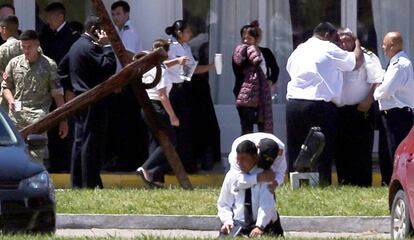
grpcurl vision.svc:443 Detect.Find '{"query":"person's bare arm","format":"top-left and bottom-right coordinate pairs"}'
top-left (53, 95), bottom-right (68, 138)
top-left (353, 39), bottom-right (364, 70)
top-left (2, 88), bottom-right (15, 112)
top-left (357, 83), bottom-right (378, 112)
top-left (159, 88), bottom-right (179, 127)
top-left (194, 63), bottom-right (215, 74)
top-left (163, 56), bottom-right (188, 68)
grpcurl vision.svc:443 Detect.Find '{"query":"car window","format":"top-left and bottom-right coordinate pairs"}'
top-left (0, 113), bottom-right (18, 145)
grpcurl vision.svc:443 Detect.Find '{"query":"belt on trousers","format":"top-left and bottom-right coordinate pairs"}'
top-left (173, 82), bottom-right (185, 87)
top-left (288, 98), bottom-right (335, 107)
top-left (382, 106), bottom-right (412, 115)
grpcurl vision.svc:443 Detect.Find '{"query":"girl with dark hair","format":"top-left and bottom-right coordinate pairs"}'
top-left (165, 20), bottom-right (215, 173)
top-left (232, 21), bottom-right (279, 135)
top-left (136, 39), bottom-right (188, 187)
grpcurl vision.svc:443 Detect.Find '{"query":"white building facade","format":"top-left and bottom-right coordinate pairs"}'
top-left (13, 0), bottom-right (414, 152)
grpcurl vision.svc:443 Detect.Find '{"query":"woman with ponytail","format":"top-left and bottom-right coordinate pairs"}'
top-left (164, 20), bottom-right (215, 173)
top-left (232, 21), bottom-right (279, 135)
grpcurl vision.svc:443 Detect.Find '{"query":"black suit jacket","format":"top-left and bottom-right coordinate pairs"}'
top-left (40, 23), bottom-right (80, 65)
top-left (259, 47), bottom-right (279, 84)
top-left (66, 34), bottom-right (116, 94)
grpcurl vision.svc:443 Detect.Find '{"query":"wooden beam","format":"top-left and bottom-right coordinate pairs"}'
top-left (20, 49), bottom-right (167, 138)
top-left (91, 0), bottom-right (193, 190)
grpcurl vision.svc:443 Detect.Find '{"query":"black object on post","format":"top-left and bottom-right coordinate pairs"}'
top-left (293, 126), bottom-right (325, 172)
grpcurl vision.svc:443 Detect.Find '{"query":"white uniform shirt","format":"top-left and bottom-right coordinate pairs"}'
top-left (374, 51), bottom-right (414, 110)
top-left (286, 37), bottom-right (356, 105)
top-left (228, 132), bottom-right (287, 186)
top-left (142, 66), bottom-right (172, 101)
top-left (116, 20), bottom-right (143, 72)
top-left (217, 167), bottom-right (278, 227)
top-left (338, 51), bottom-right (384, 106)
top-left (259, 52), bottom-right (267, 76)
top-left (165, 37), bottom-right (196, 84)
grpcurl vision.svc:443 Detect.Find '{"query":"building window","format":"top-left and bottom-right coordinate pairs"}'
top-left (357, 0), bottom-right (377, 54)
top-left (183, 0), bottom-right (210, 63)
top-left (289, 0), bottom-right (340, 48)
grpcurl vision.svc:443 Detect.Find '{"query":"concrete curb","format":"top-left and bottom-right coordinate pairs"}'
top-left (57, 214), bottom-right (390, 233)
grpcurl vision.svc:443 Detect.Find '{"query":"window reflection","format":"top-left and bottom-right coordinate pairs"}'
top-left (289, 0), bottom-right (340, 48)
top-left (357, 0), bottom-right (377, 54)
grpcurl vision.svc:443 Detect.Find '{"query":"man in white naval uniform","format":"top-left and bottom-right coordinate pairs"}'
top-left (286, 22), bottom-right (364, 185)
top-left (374, 32), bottom-right (414, 183)
top-left (335, 28), bottom-right (384, 187)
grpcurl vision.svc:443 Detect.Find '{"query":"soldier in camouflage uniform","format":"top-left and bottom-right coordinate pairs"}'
top-left (1, 30), bottom-right (68, 163)
top-left (0, 15), bottom-right (22, 112)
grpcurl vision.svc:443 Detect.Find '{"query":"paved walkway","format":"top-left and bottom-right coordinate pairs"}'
top-left (57, 214), bottom-right (391, 234)
top-left (57, 229), bottom-right (390, 239)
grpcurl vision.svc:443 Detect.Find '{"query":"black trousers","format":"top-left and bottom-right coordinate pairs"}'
top-left (336, 105), bottom-right (374, 187)
top-left (236, 106), bottom-right (264, 135)
top-left (374, 102), bottom-right (392, 185)
top-left (71, 100), bottom-right (108, 188)
top-left (286, 99), bottom-right (337, 185)
top-left (189, 77), bottom-right (221, 170)
top-left (381, 107), bottom-right (414, 179)
top-left (47, 102), bottom-right (73, 173)
top-left (141, 101), bottom-right (176, 183)
top-left (169, 82), bottom-right (196, 173)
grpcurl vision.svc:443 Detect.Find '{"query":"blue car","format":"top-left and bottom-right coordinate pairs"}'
top-left (0, 107), bottom-right (55, 233)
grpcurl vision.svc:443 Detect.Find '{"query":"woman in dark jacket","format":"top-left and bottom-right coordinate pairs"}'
top-left (232, 21), bottom-right (279, 135)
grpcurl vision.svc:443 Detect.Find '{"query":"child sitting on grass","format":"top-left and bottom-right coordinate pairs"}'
top-left (217, 139), bottom-right (283, 238)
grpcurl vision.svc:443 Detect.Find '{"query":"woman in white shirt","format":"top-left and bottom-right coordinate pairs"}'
top-left (136, 39), bottom-right (187, 187)
top-left (164, 20), bottom-right (214, 173)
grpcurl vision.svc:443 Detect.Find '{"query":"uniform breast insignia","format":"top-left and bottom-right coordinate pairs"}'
top-left (393, 59), bottom-right (400, 65)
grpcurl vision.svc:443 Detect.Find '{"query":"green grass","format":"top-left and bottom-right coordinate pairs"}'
top-left (277, 185), bottom-right (388, 216)
top-left (56, 185), bottom-right (389, 216)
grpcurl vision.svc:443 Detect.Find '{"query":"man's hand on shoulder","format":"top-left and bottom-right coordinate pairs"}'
top-left (268, 180), bottom-right (278, 193)
top-left (257, 169), bottom-right (275, 183)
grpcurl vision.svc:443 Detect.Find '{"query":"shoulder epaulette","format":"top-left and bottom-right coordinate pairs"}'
top-left (362, 47), bottom-right (373, 56)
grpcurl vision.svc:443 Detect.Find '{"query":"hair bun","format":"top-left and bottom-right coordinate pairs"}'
top-left (250, 20), bottom-right (259, 27)
top-left (165, 26), bottom-right (173, 35)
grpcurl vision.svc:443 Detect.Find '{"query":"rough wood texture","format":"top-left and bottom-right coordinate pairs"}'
top-left (20, 49), bottom-right (167, 138)
top-left (90, 0), bottom-right (192, 190)
top-left (23, 0), bottom-right (193, 190)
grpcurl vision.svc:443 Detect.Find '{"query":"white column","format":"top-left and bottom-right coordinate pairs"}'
top-left (341, 0), bottom-right (357, 32)
top-left (258, 0), bottom-right (267, 46)
top-left (132, 0), bottom-right (182, 50)
top-left (103, 0), bottom-right (182, 50)
top-left (14, 0), bottom-right (35, 31)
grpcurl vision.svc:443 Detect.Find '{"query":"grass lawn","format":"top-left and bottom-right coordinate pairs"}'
top-left (56, 185), bottom-right (389, 216)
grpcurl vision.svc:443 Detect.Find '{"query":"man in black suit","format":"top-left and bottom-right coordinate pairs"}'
top-left (40, 2), bottom-right (80, 173)
top-left (67, 16), bottom-right (116, 188)
top-left (40, 2), bottom-right (79, 64)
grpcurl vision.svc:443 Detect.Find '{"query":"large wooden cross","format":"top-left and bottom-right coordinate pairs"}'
top-left (20, 0), bottom-right (193, 190)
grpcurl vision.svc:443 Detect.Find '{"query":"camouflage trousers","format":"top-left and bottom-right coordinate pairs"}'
top-left (10, 108), bottom-right (48, 164)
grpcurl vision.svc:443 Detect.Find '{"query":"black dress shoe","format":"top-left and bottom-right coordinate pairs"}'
top-left (136, 167), bottom-right (164, 189)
